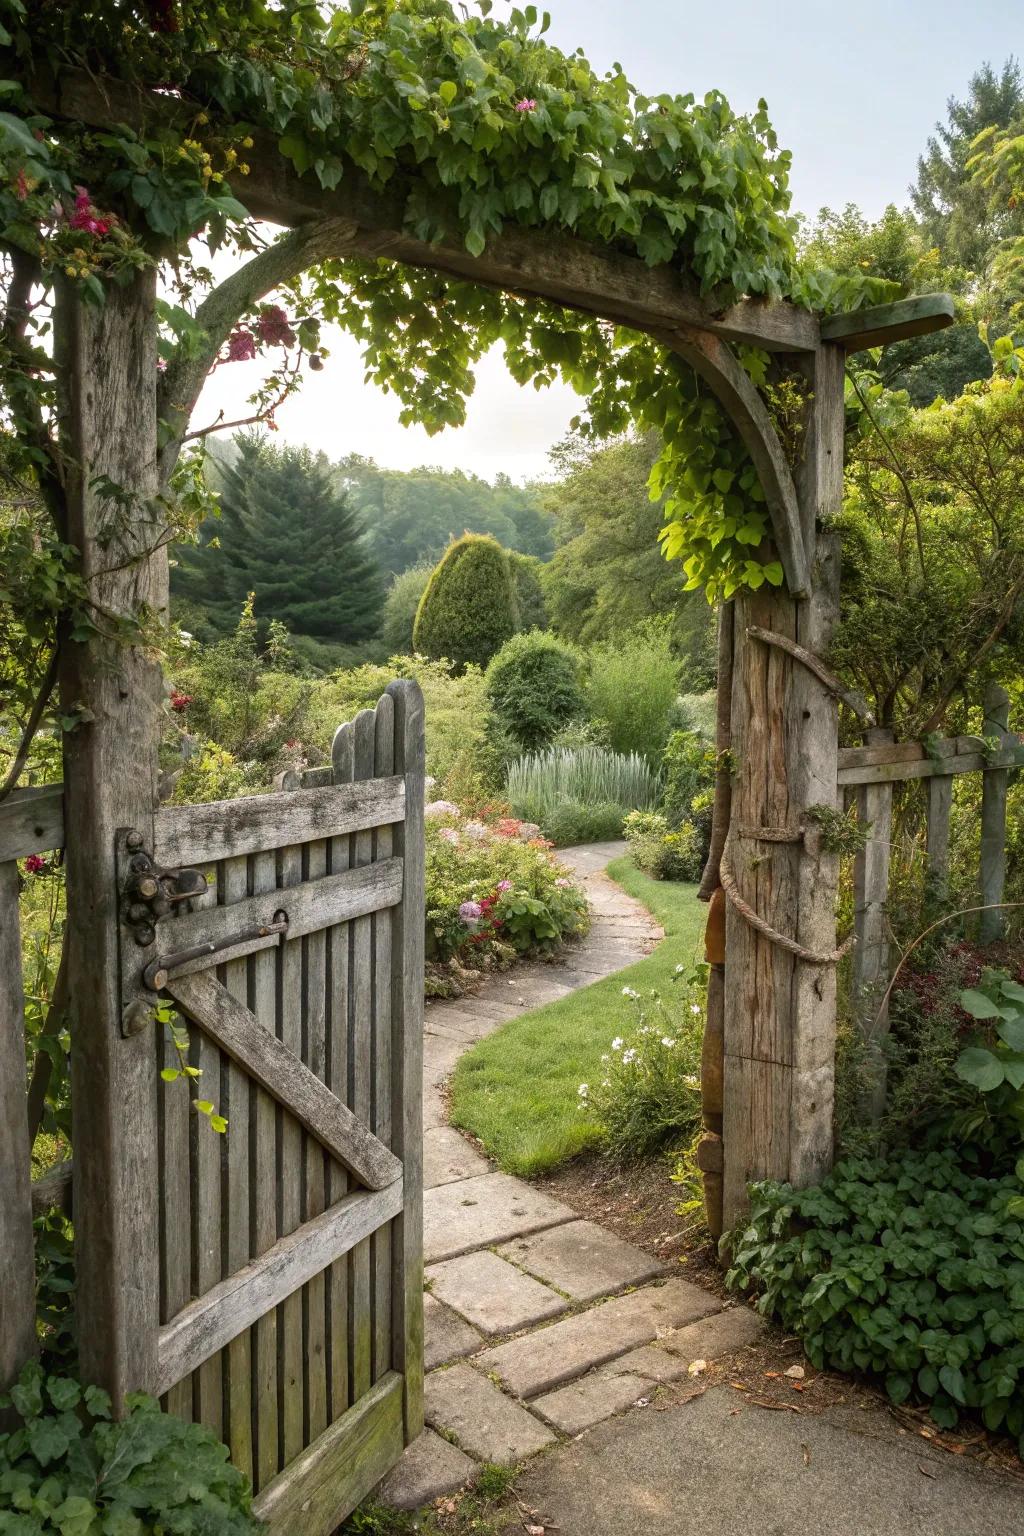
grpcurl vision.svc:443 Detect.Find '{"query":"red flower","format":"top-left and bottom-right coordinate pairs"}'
top-left (170, 690), bottom-right (192, 713)
top-left (257, 305), bottom-right (297, 348)
top-left (68, 187), bottom-right (111, 236)
top-left (24, 854), bottom-right (47, 876)
top-left (225, 327), bottom-right (256, 362)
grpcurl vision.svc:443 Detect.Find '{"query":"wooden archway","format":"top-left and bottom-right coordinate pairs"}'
top-left (39, 71), bottom-right (954, 1401)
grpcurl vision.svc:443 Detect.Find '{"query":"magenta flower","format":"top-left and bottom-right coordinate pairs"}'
top-left (68, 186), bottom-right (111, 236)
top-left (496, 879), bottom-right (512, 892)
top-left (514, 98), bottom-right (537, 112)
top-left (226, 327), bottom-right (256, 362)
top-left (257, 304), bottom-right (296, 348)
top-left (24, 854), bottom-right (47, 876)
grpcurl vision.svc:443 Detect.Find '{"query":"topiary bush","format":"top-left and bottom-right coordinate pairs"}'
top-left (413, 534), bottom-right (520, 671)
top-left (724, 1150), bottom-right (1024, 1446)
top-left (485, 630), bottom-right (585, 752)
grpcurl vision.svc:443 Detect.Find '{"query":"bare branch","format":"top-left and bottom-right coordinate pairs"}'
top-left (0, 644), bottom-right (59, 804)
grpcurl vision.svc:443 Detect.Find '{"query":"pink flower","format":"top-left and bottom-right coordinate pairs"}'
top-left (555, 877), bottom-right (571, 888)
top-left (170, 689), bottom-right (192, 713)
top-left (68, 186), bottom-right (111, 236)
top-left (497, 879), bottom-right (512, 892)
top-left (257, 304), bottom-right (296, 348)
top-left (24, 854), bottom-right (47, 876)
top-left (225, 327), bottom-right (256, 362)
top-left (514, 98), bottom-right (537, 112)
top-left (459, 900), bottom-right (483, 925)
top-left (439, 827), bottom-right (459, 845)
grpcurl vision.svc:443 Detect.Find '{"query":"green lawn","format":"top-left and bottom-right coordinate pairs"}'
top-left (448, 855), bottom-right (707, 1177)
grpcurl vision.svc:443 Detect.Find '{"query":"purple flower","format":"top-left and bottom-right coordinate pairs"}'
top-left (459, 900), bottom-right (483, 925)
top-left (497, 879), bottom-right (512, 892)
top-left (438, 827), bottom-right (459, 845)
top-left (514, 98), bottom-right (537, 112)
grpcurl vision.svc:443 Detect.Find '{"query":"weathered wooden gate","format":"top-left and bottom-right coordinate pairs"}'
top-left (102, 682), bottom-right (423, 1532)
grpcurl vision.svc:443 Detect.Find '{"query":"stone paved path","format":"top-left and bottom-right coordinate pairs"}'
top-left (379, 843), bottom-right (764, 1509)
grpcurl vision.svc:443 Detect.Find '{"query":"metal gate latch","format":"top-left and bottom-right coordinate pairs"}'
top-left (122, 828), bottom-right (209, 948)
top-left (142, 913), bottom-right (289, 992)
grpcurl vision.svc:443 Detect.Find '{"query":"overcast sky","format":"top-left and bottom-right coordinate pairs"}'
top-left (192, 0), bottom-right (1021, 482)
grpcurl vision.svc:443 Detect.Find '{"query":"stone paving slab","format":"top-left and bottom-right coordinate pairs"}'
top-left (423, 1085), bottom-right (447, 1131)
top-left (477, 1280), bottom-right (722, 1400)
top-left (424, 1172), bottom-right (575, 1264)
top-left (377, 1428), bottom-right (476, 1510)
top-left (657, 1304), bottom-right (765, 1364)
top-left (498, 1219), bottom-right (667, 1303)
top-left (532, 1371), bottom-right (656, 1435)
top-left (427, 1249), bottom-right (568, 1335)
top-left (424, 1125), bottom-right (490, 1189)
top-left (425, 1364), bottom-right (556, 1464)
top-left (423, 1032), bottom-right (463, 1087)
top-left (424, 1292), bottom-right (484, 1371)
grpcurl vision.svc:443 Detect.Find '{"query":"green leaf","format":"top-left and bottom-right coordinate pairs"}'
top-left (26, 1416), bottom-right (72, 1467)
top-left (439, 81), bottom-right (457, 105)
top-left (54, 1497), bottom-right (97, 1536)
top-left (938, 1365), bottom-right (966, 1405)
top-left (46, 1378), bottom-right (80, 1412)
top-left (960, 988), bottom-right (1001, 1020)
top-left (955, 1047), bottom-right (1005, 1091)
top-left (464, 226), bottom-right (487, 257)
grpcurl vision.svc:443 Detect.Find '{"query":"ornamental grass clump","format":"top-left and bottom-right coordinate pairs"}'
top-left (505, 746), bottom-right (660, 843)
top-left (578, 965), bottom-right (706, 1161)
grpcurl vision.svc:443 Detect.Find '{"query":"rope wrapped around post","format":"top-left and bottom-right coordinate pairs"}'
top-left (719, 827), bottom-right (855, 965)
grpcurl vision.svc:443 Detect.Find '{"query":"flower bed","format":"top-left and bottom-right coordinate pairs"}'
top-left (424, 803), bottom-right (589, 996)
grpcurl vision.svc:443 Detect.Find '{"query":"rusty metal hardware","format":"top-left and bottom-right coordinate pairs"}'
top-left (121, 831), bottom-right (209, 948)
top-left (143, 912), bottom-right (289, 992)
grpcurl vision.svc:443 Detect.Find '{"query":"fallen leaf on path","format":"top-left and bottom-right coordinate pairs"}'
top-left (801, 1444), bottom-right (811, 1467)
top-left (687, 1359), bottom-right (707, 1376)
top-left (730, 1381), bottom-right (749, 1392)
top-left (918, 1465), bottom-right (937, 1479)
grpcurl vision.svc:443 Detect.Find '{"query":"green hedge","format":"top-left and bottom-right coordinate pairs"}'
top-left (413, 533), bottom-right (519, 669)
top-left (485, 630), bottom-right (584, 751)
top-left (724, 1149), bottom-right (1024, 1448)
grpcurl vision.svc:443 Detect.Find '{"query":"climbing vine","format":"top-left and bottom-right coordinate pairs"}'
top-left (0, 0), bottom-right (892, 784)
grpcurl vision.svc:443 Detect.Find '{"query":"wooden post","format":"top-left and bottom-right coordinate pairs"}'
top-left (851, 728), bottom-right (894, 1122)
top-left (721, 343), bottom-right (844, 1229)
top-left (0, 861), bottom-right (37, 1392)
top-left (57, 272), bottom-right (164, 1401)
top-left (980, 683), bottom-right (1011, 943)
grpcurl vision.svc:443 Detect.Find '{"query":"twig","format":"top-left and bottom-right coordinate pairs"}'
top-left (871, 900), bottom-right (1024, 1035)
top-left (0, 646), bottom-right (59, 804)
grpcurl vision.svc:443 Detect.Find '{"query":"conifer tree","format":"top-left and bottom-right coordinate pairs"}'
top-left (174, 434), bottom-right (383, 645)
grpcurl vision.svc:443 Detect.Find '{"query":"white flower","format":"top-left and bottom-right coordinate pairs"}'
top-left (622, 1048), bottom-right (638, 1065)
top-left (684, 1074), bottom-right (699, 1087)
top-left (463, 820), bottom-right (488, 841)
top-left (425, 800), bottom-right (460, 818)
top-left (639, 1025), bottom-right (652, 1035)
top-left (675, 964), bottom-right (685, 974)
top-left (611, 1037), bottom-right (624, 1051)
top-left (661, 1037), bottom-right (676, 1048)
top-left (577, 1083), bottom-right (588, 1098)
top-left (622, 986), bottom-right (639, 999)
top-left (601, 1078), bottom-right (611, 1088)
top-left (691, 1003), bottom-right (702, 1015)
top-left (601, 1054), bottom-right (610, 1063)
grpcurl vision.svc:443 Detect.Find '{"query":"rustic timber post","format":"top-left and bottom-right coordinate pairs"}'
top-left (57, 271), bottom-right (164, 1401)
top-left (720, 343), bottom-right (845, 1229)
top-left (852, 727), bottom-right (895, 1122)
top-left (0, 858), bottom-right (36, 1392)
top-left (980, 683), bottom-right (1011, 944)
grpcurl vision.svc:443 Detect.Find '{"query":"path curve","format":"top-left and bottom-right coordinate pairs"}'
top-left (380, 843), bottom-right (759, 1510)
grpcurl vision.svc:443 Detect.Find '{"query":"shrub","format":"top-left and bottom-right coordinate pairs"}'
top-left (661, 729), bottom-right (717, 828)
top-left (380, 564), bottom-right (432, 654)
top-left (508, 551), bottom-right (548, 630)
top-left (0, 1363), bottom-right (261, 1535)
top-left (584, 622), bottom-right (678, 762)
top-left (623, 809), bottom-right (703, 881)
top-left (724, 1149), bottom-right (1024, 1446)
top-left (413, 534), bottom-right (519, 670)
top-left (485, 631), bottom-right (585, 752)
top-left (541, 799), bottom-right (626, 846)
top-left (505, 746), bottom-right (660, 843)
top-left (578, 966), bottom-right (705, 1160)
top-left (424, 811), bottom-right (589, 965)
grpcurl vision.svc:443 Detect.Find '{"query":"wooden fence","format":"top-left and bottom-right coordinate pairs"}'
top-left (840, 683), bottom-right (1024, 1118)
top-left (0, 682), bottom-right (425, 1534)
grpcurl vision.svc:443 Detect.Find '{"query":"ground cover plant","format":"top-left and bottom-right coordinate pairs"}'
top-left (449, 854), bottom-right (704, 1175)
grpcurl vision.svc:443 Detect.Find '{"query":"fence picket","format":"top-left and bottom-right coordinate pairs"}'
top-left (980, 685), bottom-right (1011, 943)
top-left (0, 859), bottom-right (36, 1392)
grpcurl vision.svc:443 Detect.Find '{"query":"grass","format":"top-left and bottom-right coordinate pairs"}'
top-left (448, 854), bottom-right (706, 1177)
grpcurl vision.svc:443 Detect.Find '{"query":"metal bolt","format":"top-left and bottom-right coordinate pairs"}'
top-left (133, 923), bottom-right (156, 948)
top-left (125, 829), bottom-right (145, 851)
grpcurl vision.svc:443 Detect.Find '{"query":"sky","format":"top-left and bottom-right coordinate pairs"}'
top-left (191, 0), bottom-right (1022, 483)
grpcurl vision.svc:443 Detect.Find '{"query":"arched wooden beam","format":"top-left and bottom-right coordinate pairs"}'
top-left (658, 326), bottom-right (810, 599)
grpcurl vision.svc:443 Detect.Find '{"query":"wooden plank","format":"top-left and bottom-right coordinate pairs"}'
top-left (327, 722), bottom-right (354, 1426)
top-left (153, 777), bottom-right (405, 867)
top-left (837, 744), bottom-right (1024, 785)
top-left (277, 837), bottom-right (304, 1466)
top-left (148, 858), bottom-right (404, 983)
top-left (820, 293), bottom-right (955, 352)
top-left (349, 711), bottom-right (376, 1407)
top-left (302, 835), bottom-right (329, 1446)
top-left (838, 740), bottom-right (926, 771)
top-left (253, 1372), bottom-right (404, 1536)
top-left (980, 685), bottom-right (1011, 944)
top-left (664, 327), bottom-right (809, 597)
top-left (852, 731), bottom-right (895, 1124)
top-left (0, 861), bottom-right (37, 1391)
top-left (189, 856), bottom-right (224, 1438)
top-left (0, 784), bottom-right (64, 862)
top-left (387, 679), bottom-right (426, 1441)
top-left (156, 1183), bottom-right (404, 1397)
top-left (58, 273), bottom-right (163, 1404)
top-left (926, 774), bottom-right (952, 897)
top-left (158, 1012), bottom-right (192, 1421)
top-left (167, 972), bottom-right (401, 1191)
top-left (372, 695), bottom-right (395, 1383)
top-left (45, 70), bottom-right (825, 355)
top-left (221, 856), bottom-right (253, 1484)
top-left (250, 847), bottom-right (280, 1491)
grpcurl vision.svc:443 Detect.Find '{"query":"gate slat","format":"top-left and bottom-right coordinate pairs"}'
top-left (349, 710), bottom-right (376, 1406)
top-left (190, 859), bottom-right (225, 1437)
top-left (328, 722), bottom-right (354, 1426)
top-left (372, 695), bottom-right (395, 1383)
top-left (222, 855), bottom-right (253, 1485)
top-left (277, 839), bottom-right (305, 1466)
top-left (154, 777), bottom-right (405, 866)
top-left (251, 849), bottom-right (280, 1491)
top-left (303, 835), bottom-right (329, 1446)
top-left (156, 1182), bottom-right (404, 1396)
top-left (158, 1015), bottom-right (192, 1421)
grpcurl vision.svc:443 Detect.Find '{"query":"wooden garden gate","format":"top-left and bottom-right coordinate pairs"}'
top-left (101, 683), bottom-right (424, 1532)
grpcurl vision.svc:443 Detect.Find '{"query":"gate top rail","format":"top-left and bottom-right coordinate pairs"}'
top-left (0, 783), bottom-right (64, 861)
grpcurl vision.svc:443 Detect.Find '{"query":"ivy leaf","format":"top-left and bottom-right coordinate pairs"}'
top-left (46, 1378), bottom-right (81, 1412)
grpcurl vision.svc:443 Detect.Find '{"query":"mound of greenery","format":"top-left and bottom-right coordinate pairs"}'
top-left (414, 533), bottom-right (519, 670)
top-left (485, 630), bottom-right (584, 751)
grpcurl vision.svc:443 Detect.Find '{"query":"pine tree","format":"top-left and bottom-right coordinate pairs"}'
top-left (173, 434), bottom-right (383, 645)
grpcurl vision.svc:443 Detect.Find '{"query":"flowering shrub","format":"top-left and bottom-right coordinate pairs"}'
top-left (623, 809), bottom-right (703, 882)
top-left (578, 965), bottom-right (706, 1160)
top-left (425, 810), bottom-right (588, 975)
